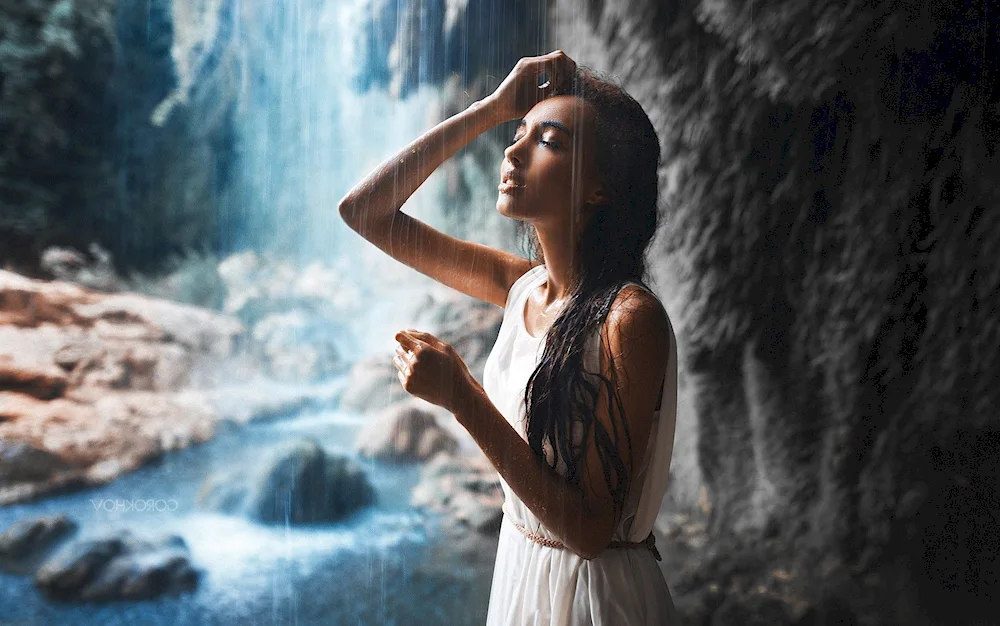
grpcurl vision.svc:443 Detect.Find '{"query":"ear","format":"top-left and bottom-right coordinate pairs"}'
top-left (586, 185), bottom-right (607, 208)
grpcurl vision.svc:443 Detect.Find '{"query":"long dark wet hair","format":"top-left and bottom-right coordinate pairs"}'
top-left (517, 66), bottom-right (663, 529)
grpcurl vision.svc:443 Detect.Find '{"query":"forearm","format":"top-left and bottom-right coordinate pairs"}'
top-left (451, 380), bottom-right (599, 559)
top-left (338, 97), bottom-right (506, 222)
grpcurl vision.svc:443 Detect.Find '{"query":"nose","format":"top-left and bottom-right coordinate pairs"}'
top-left (504, 136), bottom-right (525, 165)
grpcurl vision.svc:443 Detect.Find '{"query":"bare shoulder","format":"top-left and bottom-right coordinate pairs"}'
top-left (601, 284), bottom-right (671, 350)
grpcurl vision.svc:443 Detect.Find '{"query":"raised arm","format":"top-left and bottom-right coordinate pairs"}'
top-left (337, 52), bottom-right (576, 308)
top-left (337, 97), bottom-right (503, 223)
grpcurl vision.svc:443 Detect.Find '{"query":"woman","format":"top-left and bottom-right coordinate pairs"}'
top-left (339, 50), bottom-right (679, 624)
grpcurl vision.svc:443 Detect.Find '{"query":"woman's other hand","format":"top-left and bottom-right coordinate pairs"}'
top-left (485, 50), bottom-right (577, 123)
top-left (393, 329), bottom-right (477, 415)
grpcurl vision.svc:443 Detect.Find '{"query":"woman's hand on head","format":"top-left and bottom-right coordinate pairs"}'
top-left (393, 329), bottom-right (478, 415)
top-left (485, 50), bottom-right (577, 122)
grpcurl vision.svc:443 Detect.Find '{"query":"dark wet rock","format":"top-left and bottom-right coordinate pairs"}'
top-left (794, 595), bottom-right (859, 626)
top-left (354, 399), bottom-right (459, 464)
top-left (0, 514), bottom-right (78, 575)
top-left (711, 595), bottom-right (795, 626)
top-left (0, 439), bottom-right (77, 484)
top-left (198, 437), bottom-right (377, 524)
top-left (33, 529), bottom-right (199, 602)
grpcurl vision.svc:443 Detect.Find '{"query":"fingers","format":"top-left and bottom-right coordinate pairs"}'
top-left (395, 344), bottom-right (413, 364)
top-left (392, 352), bottom-right (412, 375)
top-left (404, 329), bottom-right (445, 349)
top-left (394, 330), bottom-right (418, 381)
top-left (538, 51), bottom-right (573, 95)
top-left (536, 68), bottom-right (552, 90)
top-left (395, 330), bottom-right (419, 350)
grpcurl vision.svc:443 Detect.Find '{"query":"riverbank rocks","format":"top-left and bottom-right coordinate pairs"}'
top-left (33, 529), bottom-right (199, 602)
top-left (0, 514), bottom-right (78, 575)
top-left (0, 269), bottom-right (353, 506)
top-left (354, 399), bottom-right (459, 463)
top-left (0, 270), bottom-right (243, 391)
top-left (0, 389), bottom-right (217, 505)
top-left (411, 451), bottom-right (503, 536)
top-left (338, 356), bottom-right (411, 413)
top-left (0, 440), bottom-right (77, 485)
top-left (218, 252), bottom-right (358, 382)
top-left (251, 309), bottom-right (348, 382)
top-left (197, 437), bottom-right (376, 524)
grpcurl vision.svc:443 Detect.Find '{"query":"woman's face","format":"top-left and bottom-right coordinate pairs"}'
top-left (497, 95), bottom-right (603, 227)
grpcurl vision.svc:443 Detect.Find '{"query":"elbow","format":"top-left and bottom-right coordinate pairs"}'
top-left (577, 548), bottom-right (600, 561)
top-left (337, 195), bottom-right (358, 223)
top-left (337, 203), bottom-right (353, 223)
top-left (570, 526), bottom-right (610, 561)
top-left (575, 508), bottom-right (616, 560)
top-left (576, 536), bottom-right (609, 561)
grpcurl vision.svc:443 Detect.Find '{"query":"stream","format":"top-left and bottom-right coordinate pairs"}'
top-left (0, 377), bottom-right (497, 625)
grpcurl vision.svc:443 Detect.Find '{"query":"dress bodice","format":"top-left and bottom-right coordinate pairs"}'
top-left (482, 264), bottom-right (678, 545)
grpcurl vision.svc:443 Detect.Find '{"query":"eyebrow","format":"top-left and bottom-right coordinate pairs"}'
top-left (516, 119), bottom-right (574, 138)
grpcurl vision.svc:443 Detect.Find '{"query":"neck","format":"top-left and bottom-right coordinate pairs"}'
top-left (533, 220), bottom-right (586, 303)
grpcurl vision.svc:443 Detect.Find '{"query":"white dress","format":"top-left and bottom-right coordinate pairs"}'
top-left (483, 264), bottom-right (680, 625)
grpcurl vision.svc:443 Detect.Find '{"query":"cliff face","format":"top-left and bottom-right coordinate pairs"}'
top-left (360, 0), bottom-right (999, 622)
top-left (0, 0), bottom-right (239, 271)
top-left (553, 0), bottom-right (998, 615)
top-left (0, 0), bottom-right (117, 267)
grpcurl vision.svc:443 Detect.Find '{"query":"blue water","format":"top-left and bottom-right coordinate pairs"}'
top-left (0, 383), bottom-right (496, 625)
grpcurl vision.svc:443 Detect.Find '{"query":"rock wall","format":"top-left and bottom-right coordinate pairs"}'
top-left (0, 0), bottom-right (240, 271)
top-left (358, 0), bottom-right (999, 622)
top-left (548, 2), bottom-right (999, 621)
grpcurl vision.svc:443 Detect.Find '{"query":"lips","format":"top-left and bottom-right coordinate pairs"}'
top-left (501, 171), bottom-right (525, 186)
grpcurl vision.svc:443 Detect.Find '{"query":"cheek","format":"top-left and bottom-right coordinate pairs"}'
top-left (531, 160), bottom-right (575, 193)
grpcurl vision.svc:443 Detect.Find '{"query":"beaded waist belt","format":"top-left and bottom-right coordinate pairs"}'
top-left (502, 505), bottom-right (662, 561)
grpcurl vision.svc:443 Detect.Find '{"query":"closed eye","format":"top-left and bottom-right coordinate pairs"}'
top-left (507, 135), bottom-right (559, 149)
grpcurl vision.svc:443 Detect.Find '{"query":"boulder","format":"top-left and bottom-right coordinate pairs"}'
top-left (33, 530), bottom-right (199, 601)
top-left (0, 514), bottom-right (78, 575)
top-left (354, 400), bottom-right (459, 464)
top-left (0, 439), bottom-right (78, 484)
top-left (339, 356), bottom-right (410, 413)
top-left (410, 451), bottom-right (503, 537)
top-left (197, 437), bottom-right (377, 524)
top-left (0, 391), bottom-right (217, 505)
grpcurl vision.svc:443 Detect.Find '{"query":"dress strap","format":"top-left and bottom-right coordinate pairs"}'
top-left (505, 264), bottom-right (545, 312)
